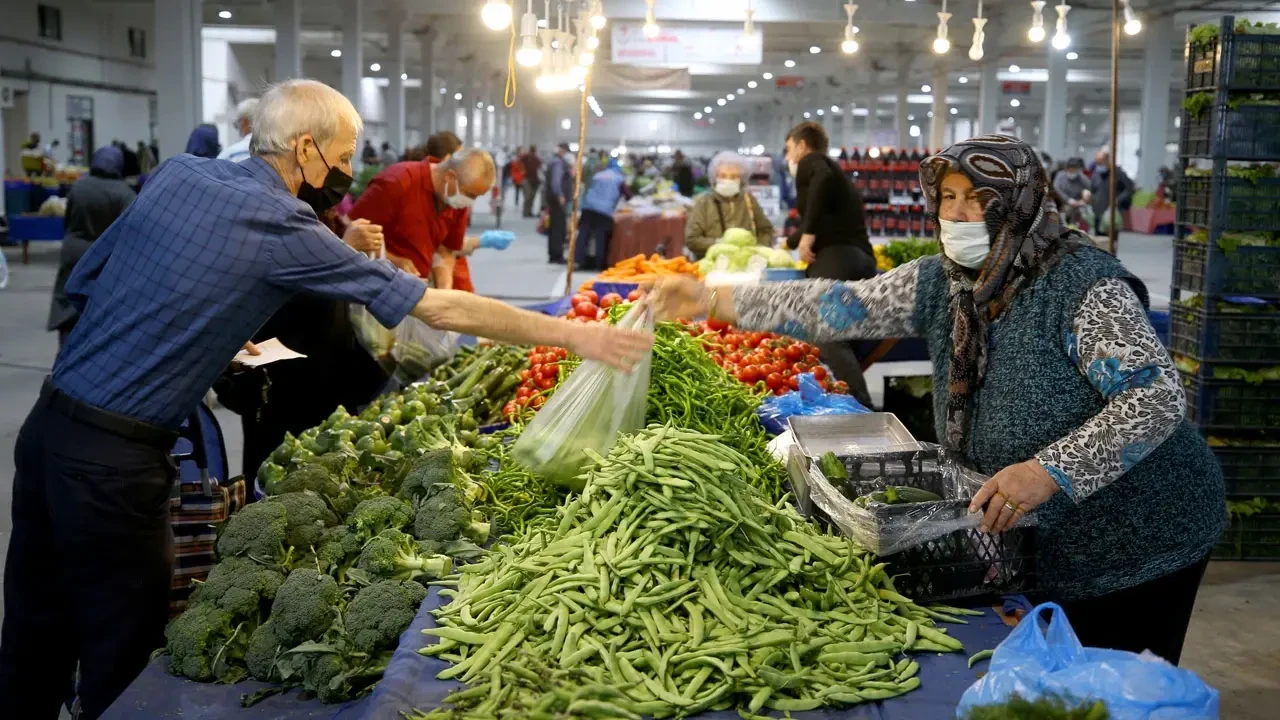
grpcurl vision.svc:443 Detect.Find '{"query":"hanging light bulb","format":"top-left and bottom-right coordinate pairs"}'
top-left (1027, 1), bottom-right (1046, 43)
top-left (516, 0), bottom-right (542, 66)
top-left (588, 0), bottom-right (606, 30)
top-left (932, 0), bottom-right (951, 55)
top-left (1122, 0), bottom-right (1142, 35)
top-left (969, 0), bottom-right (986, 61)
top-left (587, 34), bottom-right (599, 50)
top-left (1051, 2), bottom-right (1071, 50)
top-left (744, 0), bottom-right (755, 37)
top-left (643, 0), bottom-right (659, 38)
top-left (841, 4), bottom-right (860, 54)
top-left (481, 0), bottom-right (513, 30)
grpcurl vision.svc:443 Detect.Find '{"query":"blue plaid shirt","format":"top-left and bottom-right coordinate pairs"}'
top-left (53, 155), bottom-right (427, 429)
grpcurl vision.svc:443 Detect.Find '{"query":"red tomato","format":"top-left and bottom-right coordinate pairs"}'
top-left (765, 372), bottom-right (784, 391)
top-left (516, 386), bottom-right (531, 400)
top-left (787, 376), bottom-right (800, 391)
top-left (571, 293), bottom-right (592, 306)
top-left (574, 300), bottom-right (597, 316)
top-left (832, 380), bottom-right (850, 395)
top-left (792, 362), bottom-right (808, 376)
top-left (804, 354), bottom-right (820, 366)
top-left (724, 343), bottom-right (738, 352)
top-left (519, 369), bottom-right (532, 382)
top-left (530, 394), bottom-right (547, 409)
top-left (784, 344), bottom-right (804, 362)
top-left (740, 365), bottom-right (763, 384)
top-left (537, 375), bottom-right (556, 390)
top-left (781, 368), bottom-right (792, 378)
top-left (600, 293), bottom-right (624, 309)
top-left (811, 366), bottom-right (828, 381)
top-left (583, 289), bottom-right (599, 303)
top-left (706, 318), bottom-right (730, 332)
top-left (724, 352), bottom-right (743, 364)
top-left (627, 289), bottom-right (644, 302)
top-left (554, 347), bottom-right (568, 359)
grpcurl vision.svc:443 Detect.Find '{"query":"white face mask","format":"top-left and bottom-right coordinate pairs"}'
top-left (715, 179), bottom-right (741, 197)
top-left (443, 175), bottom-right (474, 210)
top-left (938, 219), bottom-right (991, 270)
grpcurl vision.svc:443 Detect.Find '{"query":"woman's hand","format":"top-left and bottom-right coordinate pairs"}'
top-left (387, 252), bottom-right (420, 277)
top-left (564, 320), bottom-right (654, 372)
top-left (649, 276), bottom-right (710, 321)
top-left (797, 233), bottom-right (817, 264)
top-left (344, 218), bottom-right (384, 255)
top-left (969, 459), bottom-right (1060, 534)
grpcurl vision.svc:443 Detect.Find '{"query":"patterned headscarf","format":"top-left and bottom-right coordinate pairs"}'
top-left (918, 134), bottom-right (1089, 453)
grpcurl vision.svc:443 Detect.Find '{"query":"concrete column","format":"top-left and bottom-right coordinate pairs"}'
top-left (978, 60), bottom-right (1001, 135)
top-left (274, 0), bottom-right (301, 81)
top-left (842, 97), bottom-right (855, 151)
top-left (895, 85), bottom-right (909, 148)
top-left (462, 60), bottom-right (476, 148)
top-left (418, 29), bottom-right (437, 134)
top-left (341, 0), bottom-right (363, 108)
top-left (929, 66), bottom-right (948, 152)
top-left (864, 74), bottom-right (880, 148)
top-left (1042, 45), bottom-right (1068, 162)
top-left (386, 7), bottom-right (406, 154)
top-left (156, 0), bottom-right (202, 160)
top-left (1066, 94), bottom-right (1085, 157)
top-left (1138, 13), bottom-right (1174, 189)
top-left (485, 75), bottom-right (497, 148)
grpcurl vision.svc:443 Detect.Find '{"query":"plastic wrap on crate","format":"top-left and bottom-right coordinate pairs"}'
top-left (798, 443), bottom-right (1029, 556)
top-left (756, 373), bottom-right (869, 435)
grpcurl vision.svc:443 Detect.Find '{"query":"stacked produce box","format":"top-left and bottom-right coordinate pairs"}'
top-left (1173, 16), bottom-right (1280, 559)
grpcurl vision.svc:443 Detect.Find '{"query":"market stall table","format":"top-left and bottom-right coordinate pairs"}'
top-left (107, 587), bottom-right (1017, 720)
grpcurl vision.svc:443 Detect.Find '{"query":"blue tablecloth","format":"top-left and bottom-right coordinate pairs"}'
top-left (107, 587), bottom-right (1014, 719)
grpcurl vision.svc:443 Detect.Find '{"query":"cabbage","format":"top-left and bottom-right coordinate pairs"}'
top-left (721, 227), bottom-right (757, 248)
top-left (705, 244), bottom-right (736, 261)
top-left (766, 248), bottom-right (796, 268)
top-left (752, 246), bottom-right (773, 257)
top-left (697, 258), bottom-right (714, 275)
top-left (731, 247), bottom-right (758, 271)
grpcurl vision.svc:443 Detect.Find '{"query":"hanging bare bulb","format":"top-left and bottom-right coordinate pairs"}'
top-left (841, 4), bottom-right (859, 54)
top-left (588, 0), bottom-right (606, 30)
top-left (516, 0), bottom-right (542, 66)
top-left (643, 0), bottom-right (659, 38)
top-left (1052, 2), bottom-right (1071, 50)
top-left (1122, 0), bottom-right (1141, 35)
top-left (932, 1), bottom-right (951, 55)
top-left (1028, 1), bottom-right (1046, 42)
top-left (481, 0), bottom-right (513, 30)
top-left (969, 0), bottom-right (985, 60)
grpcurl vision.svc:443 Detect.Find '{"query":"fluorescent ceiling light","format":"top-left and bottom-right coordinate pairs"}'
top-left (370, 62), bottom-right (381, 71)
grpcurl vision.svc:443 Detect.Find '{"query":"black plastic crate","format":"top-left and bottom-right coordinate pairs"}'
top-left (791, 448), bottom-right (1038, 604)
top-left (1169, 302), bottom-right (1280, 362)
top-left (1215, 445), bottom-right (1280, 498)
top-left (1180, 104), bottom-right (1280, 160)
top-left (1212, 513), bottom-right (1280, 560)
top-left (1187, 17), bottom-right (1280, 91)
top-left (1173, 238), bottom-right (1280, 297)
top-left (1184, 374), bottom-right (1280, 430)
top-left (1180, 174), bottom-right (1280, 232)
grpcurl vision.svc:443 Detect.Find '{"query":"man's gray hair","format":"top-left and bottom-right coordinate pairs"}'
top-left (249, 79), bottom-right (363, 156)
top-left (708, 150), bottom-right (747, 179)
top-left (441, 148), bottom-right (496, 184)
top-left (234, 98), bottom-right (259, 123)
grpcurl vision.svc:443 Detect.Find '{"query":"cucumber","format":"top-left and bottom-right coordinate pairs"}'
top-left (818, 452), bottom-right (848, 480)
top-left (855, 486), bottom-right (943, 506)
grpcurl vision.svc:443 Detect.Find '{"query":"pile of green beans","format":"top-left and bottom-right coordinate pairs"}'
top-left (409, 424), bottom-right (975, 719)
top-left (646, 322), bottom-right (785, 501)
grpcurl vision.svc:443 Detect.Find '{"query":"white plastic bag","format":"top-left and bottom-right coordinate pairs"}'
top-left (512, 303), bottom-right (653, 489)
top-left (391, 315), bottom-right (461, 382)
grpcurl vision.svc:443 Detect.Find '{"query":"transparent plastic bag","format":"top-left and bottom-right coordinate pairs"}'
top-left (390, 315), bottom-right (460, 383)
top-left (350, 247), bottom-right (396, 361)
top-left (958, 602), bottom-right (1219, 719)
top-left (797, 443), bottom-right (1032, 556)
top-left (512, 304), bottom-right (653, 490)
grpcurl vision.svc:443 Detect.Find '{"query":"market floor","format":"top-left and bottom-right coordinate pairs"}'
top-left (1, 227), bottom-right (1277, 716)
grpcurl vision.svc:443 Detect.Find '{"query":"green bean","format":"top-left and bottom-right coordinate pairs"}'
top-left (967, 649), bottom-right (995, 668)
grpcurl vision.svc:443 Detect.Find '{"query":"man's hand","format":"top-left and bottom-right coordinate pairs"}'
top-left (387, 253), bottom-right (421, 276)
top-left (564, 320), bottom-right (654, 372)
top-left (344, 218), bottom-right (384, 255)
top-left (969, 459), bottom-right (1060, 534)
top-left (797, 233), bottom-right (817, 264)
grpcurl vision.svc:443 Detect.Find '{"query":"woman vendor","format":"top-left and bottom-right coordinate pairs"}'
top-left (684, 151), bottom-right (774, 259)
top-left (652, 135), bottom-right (1225, 665)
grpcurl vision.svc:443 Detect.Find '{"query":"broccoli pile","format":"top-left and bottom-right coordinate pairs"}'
top-left (163, 380), bottom-right (506, 704)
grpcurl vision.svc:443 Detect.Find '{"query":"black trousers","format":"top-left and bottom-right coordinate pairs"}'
top-left (546, 195), bottom-right (567, 263)
top-left (1057, 554), bottom-right (1210, 665)
top-left (523, 179), bottom-right (541, 217)
top-left (576, 209), bottom-right (614, 270)
top-left (0, 398), bottom-right (176, 719)
top-left (804, 244), bottom-right (876, 408)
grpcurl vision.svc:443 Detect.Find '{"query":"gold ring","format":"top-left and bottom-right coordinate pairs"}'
top-left (1003, 500), bottom-right (1018, 513)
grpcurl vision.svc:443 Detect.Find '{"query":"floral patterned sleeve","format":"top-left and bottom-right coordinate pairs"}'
top-left (731, 259), bottom-right (921, 342)
top-left (1036, 278), bottom-right (1186, 502)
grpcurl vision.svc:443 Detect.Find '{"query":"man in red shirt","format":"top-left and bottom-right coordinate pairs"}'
top-left (348, 149), bottom-right (496, 292)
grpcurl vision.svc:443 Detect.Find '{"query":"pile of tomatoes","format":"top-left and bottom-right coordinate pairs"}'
top-left (502, 346), bottom-right (572, 422)
top-left (680, 318), bottom-right (849, 396)
top-left (564, 288), bottom-right (645, 322)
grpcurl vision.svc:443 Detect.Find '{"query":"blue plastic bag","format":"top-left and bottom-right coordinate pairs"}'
top-left (756, 373), bottom-right (869, 435)
top-left (957, 602), bottom-right (1218, 719)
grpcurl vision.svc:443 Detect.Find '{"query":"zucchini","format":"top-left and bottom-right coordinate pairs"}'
top-left (854, 486), bottom-right (943, 506)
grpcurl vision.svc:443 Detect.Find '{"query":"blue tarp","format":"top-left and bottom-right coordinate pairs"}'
top-left (108, 588), bottom-right (1015, 719)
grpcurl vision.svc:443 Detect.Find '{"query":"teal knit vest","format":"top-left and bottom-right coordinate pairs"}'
top-left (912, 249), bottom-right (1225, 601)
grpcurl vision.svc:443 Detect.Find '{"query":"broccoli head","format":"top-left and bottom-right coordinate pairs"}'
top-left (303, 652), bottom-right (353, 704)
top-left (412, 485), bottom-right (490, 545)
top-left (396, 448), bottom-right (456, 502)
top-left (356, 529), bottom-right (452, 583)
top-left (190, 556), bottom-right (285, 621)
top-left (312, 525), bottom-right (364, 581)
top-left (164, 602), bottom-right (250, 683)
top-left (270, 569), bottom-right (342, 647)
top-left (218, 501), bottom-right (289, 564)
top-left (245, 618), bottom-right (283, 682)
top-left (344, 580), bottom-right (428, 653)
top-left (270, 453), bottom-right (356, 500)
top-left (349, 496), bottom-right (414, 540)
top-left (268, 491), bottom-right (340, 550)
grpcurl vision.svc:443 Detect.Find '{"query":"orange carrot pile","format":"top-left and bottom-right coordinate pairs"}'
top-left (580, 254), bottom-right (700, 291)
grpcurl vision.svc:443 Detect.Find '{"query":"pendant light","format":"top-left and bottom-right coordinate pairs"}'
top-left (932, 0), bottom-right (951, 55)
top-left (1051, 2), bottom-right (1071, 50)
top-left (516, 0), bottom-right (542, 66)
top-left (841, 3), bottom-right (860, 54)
top-left (1027, 1), bottom-right (1046, 43)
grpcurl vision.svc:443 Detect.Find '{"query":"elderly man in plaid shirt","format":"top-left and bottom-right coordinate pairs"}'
top-left (0, 79), bottom-right (651, 719)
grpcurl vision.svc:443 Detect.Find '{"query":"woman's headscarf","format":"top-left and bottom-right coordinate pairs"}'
top-left (918, 134), bottom-right (1089, 453)
top-left (89, 145), bottom-right (124, 178)
top-left (184, 123), bottom-right (221, 159)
